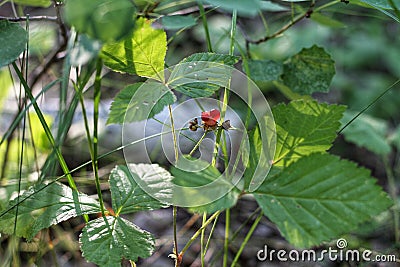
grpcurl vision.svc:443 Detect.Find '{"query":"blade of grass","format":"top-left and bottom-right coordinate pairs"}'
top-left (11, 62), bottom-right (78, 191)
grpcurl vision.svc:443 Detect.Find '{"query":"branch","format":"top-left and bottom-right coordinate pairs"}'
top-left (245, 1), bottom-right (315, 51)
top-left (0, 16), bottom-right (58, 22)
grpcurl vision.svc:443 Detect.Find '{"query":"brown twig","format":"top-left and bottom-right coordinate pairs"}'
top-left (245, 1), bottom-right (316, 54)
top-left (0, 16), bottom-right (58, 22)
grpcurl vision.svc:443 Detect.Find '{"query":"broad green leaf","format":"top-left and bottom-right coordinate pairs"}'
top-left (64, 0), bottom-right (136, 42)
top-left (273, 100), bottom-right (346, 166)
top-left (341, 111), bottom-right (391, 156)
top-left (101, 17), bottom-right (167, 80)
top-left (254, 153), bottom-right (392, 248)
top-left (109, 164), bottom-right (172, 215)
top-left (171, 157), bottom-right (240, 213)
top-left (0, 21), bottom-right (28, 68)
top-left (357, 0), bottom-right (400, 10)
top-left (12, 0), bottom-right (51, 7)
top-left (80, 216), bottom-right (154, 266)
top-left (311, 13), bottom-right (346, 28)
top-left (161, 15), bottom-right (197, 30)
top-left (0, 182), bottom-right (100, 240)
top-left (244, 116), bottom-right (276, 192)
top-left (168, 53), bottom-right (239, 97)
top-left (202, 0), bottom-right (262, 16)
top-left (282, 45), bottom-right (335, 95)
top-left (107, 82), bottom-right (175, 124)
top-left (247, 60), bottom-right (283, 82)
top-left (260, 1), bottom-right (289, 11)
top-left (179, 53), bottom-right (239, 66)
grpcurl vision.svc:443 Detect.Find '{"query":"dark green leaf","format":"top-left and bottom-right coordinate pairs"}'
top-left (202, 0), bottom-right (262, 16)
top-left (161, 15), bottom-right (197, 30)
top-left (80, 216), bottom-right (154, 266)
top-left (273, 100), bottom-right (346, 167)
top-left (171, 157), bottom-right (240, 213)
top-left (168, 53), bottom-right (239, 97)
top-left (0, 21), bottom-right (28, 68)
top-left (260, 1), bottom-right (289, 11)
top-left (173, 83), bottom-right (220, 98)
top-left (107, 82), bottom-right (176, 124)
top-left (180, 53), bottom-right (239, 66)
top-left (64, 0), bottom-right (135, 42)
top-left (247, 60), bottom-right (283, 82)
top-left (101, 17), bottom-right (167, 80)
top-left (341, 111), bottom-right (391, 155)
top-left (0, 182), bottom-right (100, 240)
top-left (358, 0), bottom-right (400, 10)
top-left (110, 164), bottom-right (172, 215)
top-left (12, 0), bottom-right (51, 7)
top-left (254, 153), bottom-right (392, 248)
top-left (282, 45), bottom-right (335, 95)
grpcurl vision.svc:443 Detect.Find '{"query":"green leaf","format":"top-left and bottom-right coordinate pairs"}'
top-left (247, 60), bottom-right (283, 82)
top-left (282, 45), bottom-right (335, 95)
top-left (160, 15), bottom-right (197, 30)
top-left (179, 53), bottom-right (239, 66)
top-left (201, 0), bottom-right (263, 16)
top-left (273, 100), bottom-right (346, 167)
top-left (243, 113), bottom-right (276, 191)
top-left (341, 111), bottom-right (391, 156)
top-left (109, 164), bottom-right (172, 215)
top-left (12, 0), bottom-right (51, 7)
top-left (358, 0), bottom-right (400, 10)
top-left (168, 53), bottom-right (239, 97)
top-left (101, 17), bottom-right (167, 80)
top-left (107, 82), bottom-right (175, 124)
top-left (0, 182), bottom-right (100, 240)
top-left (171, 157), bottom-right (240, 213)
top-left (64, 0), bottom-right (136, 42)
top-left (80, 216), bottom-right (155, 266)
top-left (260, 1), bottom-right (289, 11)
top-left (311, 13), bottom-right (346, 28)
top-left (253, 153), bottom-right (392, 248)
top-left (0, 21), bottom-right (28, 68)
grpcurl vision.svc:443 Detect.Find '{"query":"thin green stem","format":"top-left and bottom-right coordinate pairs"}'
top-left (168, 104), bottom-right (180, 265)
top-left (230, 210), bottom-right (263, 267)
top-left (180, 211), bottom-right (221, 255)
top-left (338, 79), bottom-right (400, 134)
top-left (200, 212), bottom-right (207, 266)
top-left (189, 131), bottom-right (207, 156)
top-left (199, 2), bottom-right (213, 52)
top-left (92, 58), bottom-right (106, 217)
top-left (204, 211), bottom-right (219, 253)
top-left (223, 209), bottom-right (230, 267)
top-left (12, 62), bottom-right (77, 191)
